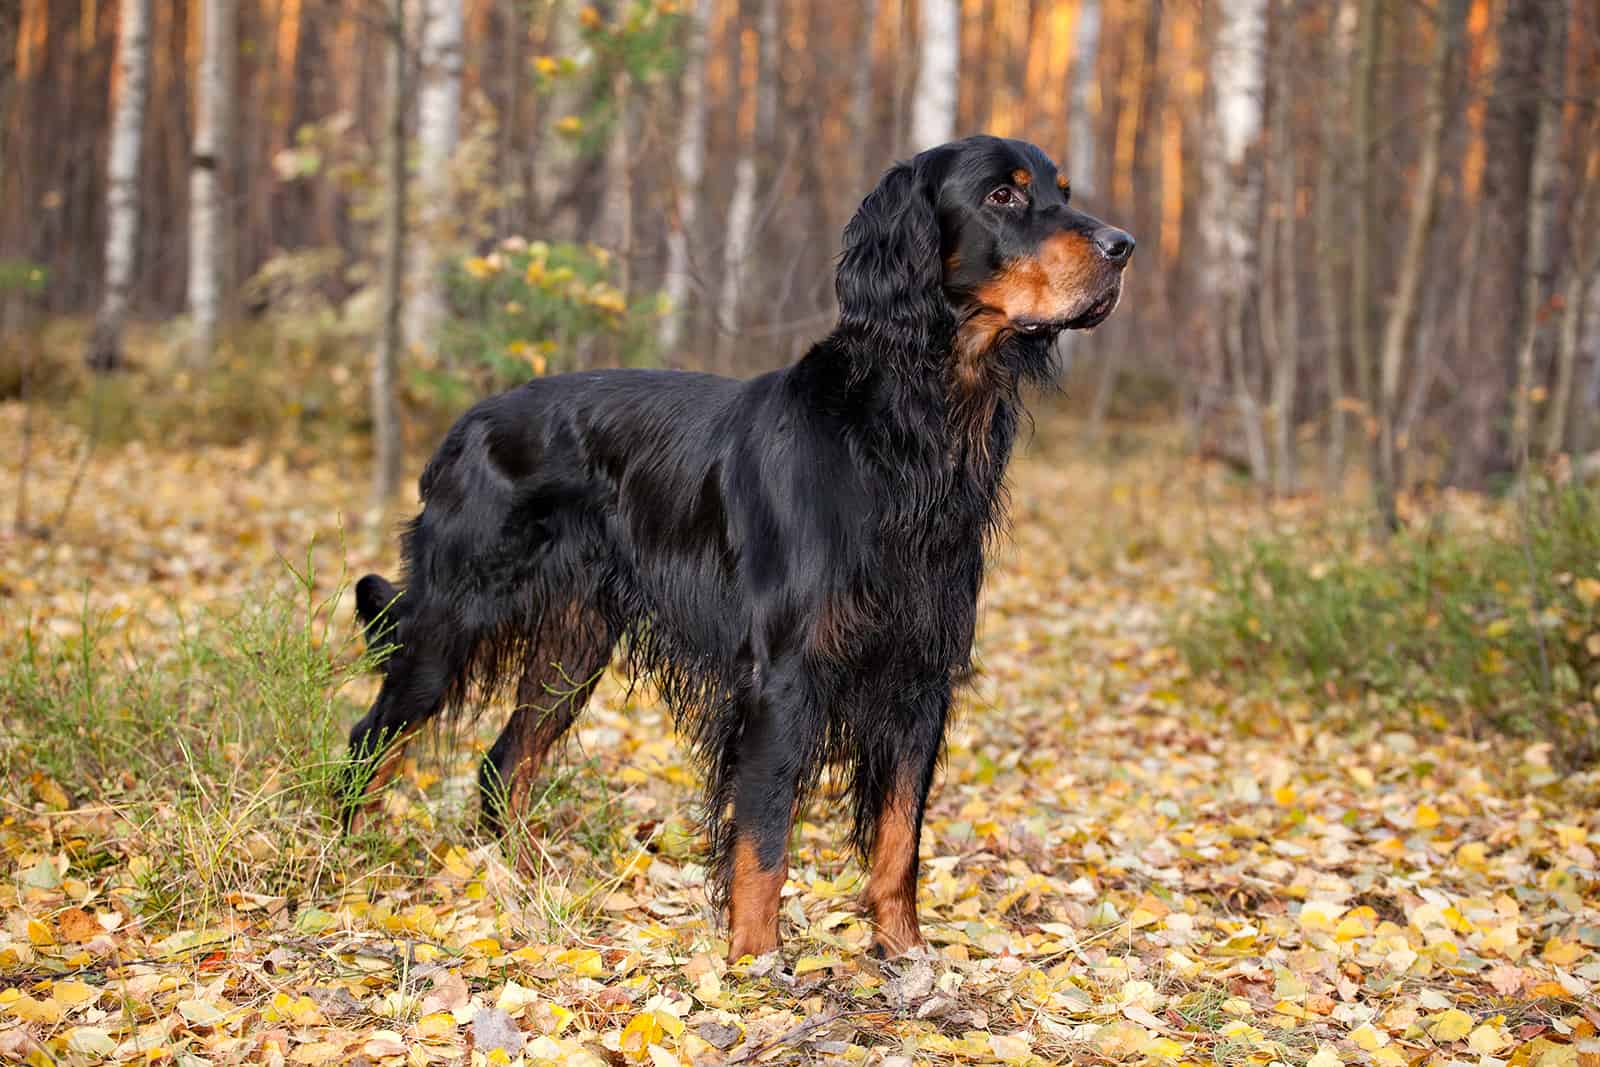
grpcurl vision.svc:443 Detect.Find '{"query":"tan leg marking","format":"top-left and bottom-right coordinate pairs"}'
top-left (727, 837), bottom-right (787, 962)
top-left (865, 785), bottom-right (925, 957)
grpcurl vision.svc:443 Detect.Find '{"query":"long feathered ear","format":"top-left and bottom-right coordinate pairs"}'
top-left (835, 159), bottom-right (950, 351)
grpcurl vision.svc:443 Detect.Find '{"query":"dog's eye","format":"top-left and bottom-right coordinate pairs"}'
top-left (985, 186), bottom-right (1023, 208)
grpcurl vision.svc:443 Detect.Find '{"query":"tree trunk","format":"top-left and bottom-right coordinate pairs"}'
top-left (1067, 0), bottom-right (1101, 195)
top-left (1347, 0), bottom-right (1380, 433)
top-left (909, 0), bottom-right (958, 150)
top-left (86, 0), bottom-right (154, 372)
top-left (1204, 0), bottom-right (1269, 484)
top-left (714, 0), bottom-right (776, 374)
top-left (1545, 146), bottom-right (1600, 456)
top-left (186, 0), bottom-right (236, 368)
top-left (849, 0), bottom-right (883, 197)
top-left (1510, 0), bottom-right (1568, 466)
top-left (1269, 28), bottom-right (1299, 498)
top-left (1373, 0), bottom-right (1464, 531)
top-left (1456, 0), bottom-right (1548, 485)
top-left (405, 0), bottom-right (463, 357)
top-left (373, 0), bottom-right (409, 507)
top-left (1317, 0), bottom-right (1354, 494)
top-left (660, 0), bottom-right (713, 356)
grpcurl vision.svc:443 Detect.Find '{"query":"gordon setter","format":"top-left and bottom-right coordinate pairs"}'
top-left (343, 135), bottom-right (1133, 960)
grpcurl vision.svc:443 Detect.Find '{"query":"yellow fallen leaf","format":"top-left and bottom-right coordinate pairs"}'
top-left (792, 954), bottom-right (841, 975)
top-left (9, 995), bottom-right (60, 1024)
top-left (1455, 841), bottom-right (1488, 871)
top-left (1424, 1008), bottom-right (1474, 1042)
top-left (415, 1011), bottom-right (457, 1040)
top-left (1307, 1046), bottom-right (1344, 1067)
top-left (553, 948), bottom-right (604, 977)
top-left (1412, 802), bottom-right (1441, 829)
top-left (1349, 1024), bottom-right (1386, 1052)
top-left (1543, 937), bottom-right (1585, 966)
top-left (290, 1039), bottom-right (345, 1064)
top-left (25, 919), bottom-right (54, 946)
top-left (1468, 1024), bottom-right (1508, 1054)
top-left (51, 980), bottom-right (97, 1009)
top-left (364, 1031), bottom-right (407, 1057)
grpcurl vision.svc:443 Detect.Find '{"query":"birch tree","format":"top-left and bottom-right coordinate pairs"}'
top-left (1202, 0), bottom-right (1268, 482)
top-left (1067, 0), bottom-right (1101, 195)
top-left (714, 0), bottom-right (777, 373)
top-left (186, 0), bottom-right (236, 367)
top-left (660, 0), bottom-right (713, 355)
top-left (374, 0), bottom-right (409, 506)
top-left (86, 0), bottom-right (154, 372)
top-left (909, 0), bottom-right (959, 151)
top-left (405, 0), bottom-right (463, 356)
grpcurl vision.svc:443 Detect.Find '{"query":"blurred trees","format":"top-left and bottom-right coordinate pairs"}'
top-left (2, 0), bottom-right (1599, 506)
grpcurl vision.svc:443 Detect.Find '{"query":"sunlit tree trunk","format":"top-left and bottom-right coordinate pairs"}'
top-left (660, 0), bottom-right (713, 356)
top-left (86, 0), bottom-right (153, 372)
top-left (186, 0), bottom-right (236, 368)
top-left (406, 0), bottom-right (463, 357)
top-left (1510, 0), bottom-right (1568, 466)
top-left (909, 0), bottom-right (958, 150)
top-left (1373, 0), bottom-right (1464, 531)
top-left (373, 0), bottom-right (409, 507)
top-left (1203, 0), bottom-right (1268, 483)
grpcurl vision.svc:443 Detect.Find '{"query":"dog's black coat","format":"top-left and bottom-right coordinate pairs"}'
top-left (345, 135), bottom-right (1132, 957)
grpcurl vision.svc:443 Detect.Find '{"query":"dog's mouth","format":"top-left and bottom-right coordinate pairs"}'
top-left (1012, 283), bottom-right (1123, 336)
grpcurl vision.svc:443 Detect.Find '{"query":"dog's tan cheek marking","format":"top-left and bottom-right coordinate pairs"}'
top-left (1012, 168), bottom-right (1032, 188)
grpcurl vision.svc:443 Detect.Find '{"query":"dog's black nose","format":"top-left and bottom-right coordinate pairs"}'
top-left (1092, 227), bottom-right (1135, 263)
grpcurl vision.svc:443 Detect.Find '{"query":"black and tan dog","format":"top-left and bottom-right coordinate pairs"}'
top-left (343, 135), bottom-right (1133, 961)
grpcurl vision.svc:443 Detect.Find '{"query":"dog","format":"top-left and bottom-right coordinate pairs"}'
top-left (343, 135), bottom-right (1133, 961)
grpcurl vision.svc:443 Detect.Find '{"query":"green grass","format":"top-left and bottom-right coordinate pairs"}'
top-left (0, 551), bottom-right (641, 941)
top-left (1176, 484), bottom-right (1600, 763)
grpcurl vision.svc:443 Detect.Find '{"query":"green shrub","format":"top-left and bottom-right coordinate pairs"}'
top-left (440, 240), bottom-right (666, 389)
top-left (1176, 486), bottom-right (1600, 761)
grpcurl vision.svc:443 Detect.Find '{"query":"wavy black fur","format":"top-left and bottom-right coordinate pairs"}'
top-left (342, 135), bottom-right (1133, 953)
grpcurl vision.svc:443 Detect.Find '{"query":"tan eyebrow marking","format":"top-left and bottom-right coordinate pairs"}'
top-left (1012, 169), bottom-right (1032, 188)
top-left (1057, 174), bottom-right (1070, 191)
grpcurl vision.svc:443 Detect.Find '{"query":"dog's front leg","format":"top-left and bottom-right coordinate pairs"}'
top-left (725, 656), bottom-right (818, 962)
top-left (861, 687), bottom-right (949, 958)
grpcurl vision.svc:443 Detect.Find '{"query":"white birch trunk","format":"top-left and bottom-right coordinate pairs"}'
top-left (405, 0), bottom-right (463, 356)
top-left (1067, 0), bottom-right (1101, 193)
top-left (87, 0), bottom-right (153, 371)
top-left (187, 0), bottom-right (236, 368)
top-left (909, 0), bottom-right (959, 151)
top-left (660, 0), bottom-right (713, 356)
top-left (715, 154), bottom-right (758, 373)
top-left (714, 0), bottom-right (776, 373)
top-left (1202, 0), bottom-right (1268, 482)
top-left (373, 0), bottom-right (409, 506)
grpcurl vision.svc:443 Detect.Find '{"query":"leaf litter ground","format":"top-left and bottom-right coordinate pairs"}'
top-left (1, 406), bottom-right (1596, 1066)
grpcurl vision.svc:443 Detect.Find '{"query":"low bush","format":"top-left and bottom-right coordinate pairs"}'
top-left (1176, 485), bottom-right (1600, 762)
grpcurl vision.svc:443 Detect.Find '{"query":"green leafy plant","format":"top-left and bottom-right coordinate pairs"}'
top-left (440, 239), bottom-right (667, 389)
top-left (1176, 485), bottom-right (1600, 762)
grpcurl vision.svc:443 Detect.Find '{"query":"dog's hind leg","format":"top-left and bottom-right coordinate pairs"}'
top-left (479, 603), bottom-right (616, 838)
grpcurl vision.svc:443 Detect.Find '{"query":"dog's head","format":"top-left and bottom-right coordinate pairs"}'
top-left (836, 136), bottom-right (1133, 355)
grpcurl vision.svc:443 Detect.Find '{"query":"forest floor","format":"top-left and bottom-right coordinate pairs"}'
top-left (1, 401), bottom-right (1596, 1067)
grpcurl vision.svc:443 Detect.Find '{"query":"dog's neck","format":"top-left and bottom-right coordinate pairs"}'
top-left (799, 316), bottom-right (1053, 487)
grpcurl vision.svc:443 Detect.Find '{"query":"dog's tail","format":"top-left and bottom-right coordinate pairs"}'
top-left (354, 573), bottom-right (405, 672)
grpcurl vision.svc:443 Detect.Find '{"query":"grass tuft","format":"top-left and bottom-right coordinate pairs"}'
top-left (1176, 483), bottom-right (1600, 762)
